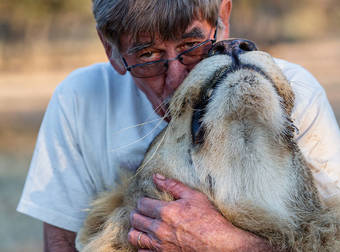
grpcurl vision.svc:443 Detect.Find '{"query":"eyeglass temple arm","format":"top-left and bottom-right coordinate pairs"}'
top-left (212, 20), bottom-right (218, 43)
top-left (121, 57), bottom-right (130, 70)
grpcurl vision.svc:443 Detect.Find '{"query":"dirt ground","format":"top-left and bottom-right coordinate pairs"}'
top-left (0, 38), bottom-right (339, 252)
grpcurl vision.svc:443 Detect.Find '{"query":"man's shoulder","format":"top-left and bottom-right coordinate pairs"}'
top-left (56, 62), bottom-right (115, 91)
top-left (68, 62), bottom-right (113, 78)
top-left (274, 57), bottom-right (325, 97)
top-left (56, 62), bottom-right (133, 94)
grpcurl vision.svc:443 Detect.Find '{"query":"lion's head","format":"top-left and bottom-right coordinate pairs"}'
top-left (169, 40), bottom-right (295, 147)
top-left (144, 40), bottom-right (299, 210)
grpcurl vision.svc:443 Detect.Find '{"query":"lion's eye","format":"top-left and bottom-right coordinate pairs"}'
top-left (207, 89), bottom-right (213, 98)
top-left (191, 109), bottom-right (205, 145)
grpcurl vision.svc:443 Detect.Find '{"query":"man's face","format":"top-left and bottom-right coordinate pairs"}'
top-left (119, 20), bottom-right (217, 118)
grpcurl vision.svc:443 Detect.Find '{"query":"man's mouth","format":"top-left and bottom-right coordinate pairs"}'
top-left (162, 96), bottom-right (172, 122)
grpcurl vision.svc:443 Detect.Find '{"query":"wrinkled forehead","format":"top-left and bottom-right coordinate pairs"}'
top-left (119, 19), bottom-right (215, 54)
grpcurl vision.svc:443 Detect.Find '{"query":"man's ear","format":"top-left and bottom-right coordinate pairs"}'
top-left (218, 0), bottom-right (232, 40)
top-left (97, 28), bottom-right (126, 75)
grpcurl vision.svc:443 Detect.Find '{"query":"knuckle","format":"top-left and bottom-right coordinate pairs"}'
top-left (129, 211), bottom-right (136, 224)
top-left (145, 236), bottom-right (155, 249)
top-left (190, 189), bottom-right (208, 201)
top-left (141, 233), bottom-right (160, 251)
top-left (150, 218), bottom-right (160, 232)
top-left (159, 203), bottom-right (178, 221)
top-left (127, 230), bottom-right (134, 244)
top-left (147, 237), bottom-right (163, 252)
top-left (153, 242), bottom-right (163, 252)
top-left (157, 223), bottom-right (173, 242)
top-left (150, 220), bottom-right (167, 240)
top-left (166, 179), bottom-right (181, 192)
top-left (129, 212), bottom-right (134, 224)
top-left (183, 199), bottom-right (193, 209)
top-left (136, 197), bottom-right (146, 210)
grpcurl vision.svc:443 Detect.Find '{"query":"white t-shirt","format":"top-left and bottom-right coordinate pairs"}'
top-left (17, 60), bottom-right (340, 232)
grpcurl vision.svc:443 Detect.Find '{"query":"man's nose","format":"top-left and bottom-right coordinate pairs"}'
top-left (165, 59), bottom-right (189, 91)
top-left (209, 39), bottom-right (257, 57)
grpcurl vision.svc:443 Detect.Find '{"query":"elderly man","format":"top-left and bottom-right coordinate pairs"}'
top-left (17, 0), bottom-right (340, 251)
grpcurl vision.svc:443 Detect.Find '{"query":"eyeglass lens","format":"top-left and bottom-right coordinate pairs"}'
top-left (131, 40), bottom-right (214, 78)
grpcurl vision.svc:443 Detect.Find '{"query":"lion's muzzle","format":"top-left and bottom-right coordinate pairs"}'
top-left (209, 39), bottom-right (257, 66)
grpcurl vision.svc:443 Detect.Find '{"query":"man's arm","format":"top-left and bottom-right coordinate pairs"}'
top-left (43, 223), bottom-right (78, 252)
top-left (128, 174), bottom-right (274, 252)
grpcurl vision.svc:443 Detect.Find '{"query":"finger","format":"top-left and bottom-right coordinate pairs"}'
top-left (153, 173), bottom-right (199, 200)
top-left (130, 211), bottom-right (161, 235)
top-left (137, 197), bottom-right (167, 219)
top-left (128, 228), bottom-right (158, 250)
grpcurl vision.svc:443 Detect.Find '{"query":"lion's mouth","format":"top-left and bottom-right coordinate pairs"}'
top-left (190, 62), bottom-right (276, 146)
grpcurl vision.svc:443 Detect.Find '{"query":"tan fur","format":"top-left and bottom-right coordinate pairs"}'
top-left (78, 51), bottom-right (340, 251)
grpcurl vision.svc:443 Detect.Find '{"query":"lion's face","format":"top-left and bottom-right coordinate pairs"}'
top-left (168, 47), bottom-right (295, 149)
top-left (145, 44), bottom-right (298, 203)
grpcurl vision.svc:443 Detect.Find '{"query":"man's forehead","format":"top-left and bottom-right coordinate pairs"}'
top-left (122, 20), bottom-right (212, 54)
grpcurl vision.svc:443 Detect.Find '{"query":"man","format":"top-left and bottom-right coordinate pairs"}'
top-left (17, 0), bottom-right (340, 251)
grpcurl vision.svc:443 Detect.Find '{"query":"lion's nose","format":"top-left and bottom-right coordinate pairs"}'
top-left (209, 39), bottom-right (257, 57)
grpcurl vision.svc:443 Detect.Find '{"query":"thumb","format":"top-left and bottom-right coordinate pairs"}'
top-left (153, 173), bottom-right (197, 200)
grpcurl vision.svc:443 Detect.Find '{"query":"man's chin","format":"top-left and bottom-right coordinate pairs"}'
top-left (154, 96), bottom-right (172, 122)
top-left (155, 105), bottom-right (171, 123)
top-left (163, 115), bottom-right (171, 123)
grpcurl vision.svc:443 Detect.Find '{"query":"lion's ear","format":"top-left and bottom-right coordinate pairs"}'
top-left (218, 0), bottom-right (232, 39)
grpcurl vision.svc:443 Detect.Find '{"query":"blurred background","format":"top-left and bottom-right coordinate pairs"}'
top-left (0, 0), bottom-right (339, 251)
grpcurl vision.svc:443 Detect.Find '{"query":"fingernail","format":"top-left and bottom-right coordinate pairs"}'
top-left (155, 173), bottom-right (166, 180)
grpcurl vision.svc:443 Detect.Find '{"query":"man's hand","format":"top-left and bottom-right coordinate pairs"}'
top-left (128, 174), bottom-right (274, 252)
top-left (43, 222), bottom-right (77, 252)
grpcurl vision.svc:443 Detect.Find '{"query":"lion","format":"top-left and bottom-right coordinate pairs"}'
top-left (77, 40), bottom-right (340, 251)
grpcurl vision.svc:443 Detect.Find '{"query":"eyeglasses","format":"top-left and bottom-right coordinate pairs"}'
top-left (122, 26), bottom-right (217, 78)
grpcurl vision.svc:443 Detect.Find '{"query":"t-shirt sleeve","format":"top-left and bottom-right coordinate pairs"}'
top-left (17, 81), bottom-right (96, 232)
top-left (288, 65), bottom-right (340, 199)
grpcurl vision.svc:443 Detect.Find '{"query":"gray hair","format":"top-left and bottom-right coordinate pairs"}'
top-left (92, 0), bottom-right (223, 57)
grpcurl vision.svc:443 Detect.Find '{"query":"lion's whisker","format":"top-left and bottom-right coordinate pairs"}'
top-left (129, 112), bottom-right (172, 180)
top-left (146, 96), bottom-right (172, 121)
top-left (111, 118), bottom-right (164, 136)
top-left (110, 109), bottom-right (171, 153)
top-left (113, 97), bottom-right (172, 138)
top-left (110, 118), bottom-right (166, 152)
top-left (119, 96), bottom-right (171, 135)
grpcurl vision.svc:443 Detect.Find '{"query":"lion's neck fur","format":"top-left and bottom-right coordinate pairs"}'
top-left (140, 110), bottom-right (298, 229)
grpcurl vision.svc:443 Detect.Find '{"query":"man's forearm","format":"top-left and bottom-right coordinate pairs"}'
top-left (43, 222), bottom-right (78, 252)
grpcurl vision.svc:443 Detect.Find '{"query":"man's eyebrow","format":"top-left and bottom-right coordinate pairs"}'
top-left (127, 42), bottom-right (154, 55)
top-left (126, 27), bottom-right (205, 54)
top-left (181, 27), bottom-right (206, 39)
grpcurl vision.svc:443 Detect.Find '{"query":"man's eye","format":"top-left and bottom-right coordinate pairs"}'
top-left (182, 41), bottom-right (200, 50)
top-left (186, 42), bottom-right (199, 48)
top-left (140, 51), bottom-right (153, 58)
top-left (137, 50), bottom-right (161, 62)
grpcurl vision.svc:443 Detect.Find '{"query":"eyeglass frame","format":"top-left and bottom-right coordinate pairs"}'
top-left (121, 23), bottom-right (218, 78)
